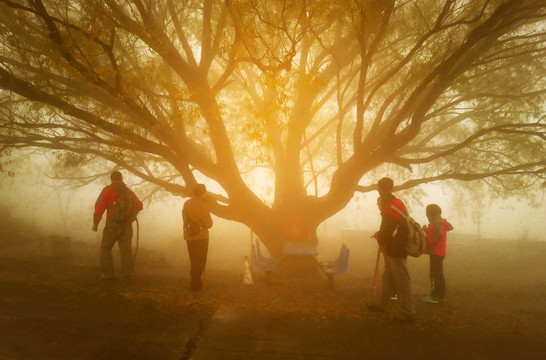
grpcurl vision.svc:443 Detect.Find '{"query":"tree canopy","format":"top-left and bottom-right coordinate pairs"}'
top-left (1, 0), bottom-right (545, 252)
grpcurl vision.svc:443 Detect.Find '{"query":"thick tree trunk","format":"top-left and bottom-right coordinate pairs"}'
top-left (253, 222), bottom-right (318, 259)
top-left (250, 217), bottom-right (322, 278)
top-left (248, 204), bottom-right (320, 259)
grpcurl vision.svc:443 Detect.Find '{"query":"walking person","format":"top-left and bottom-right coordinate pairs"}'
top-left (92, 171), bottom-right (143, 280)
top-left (422, 204), bottom-right (454, 303)
top-left (368, 177), bottom-right (416, 321)
top-left (182, 184), bottom-right (213, 292)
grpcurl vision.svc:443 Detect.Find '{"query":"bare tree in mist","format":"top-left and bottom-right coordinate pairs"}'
top-left (0, 0), bottom-right (545, 255)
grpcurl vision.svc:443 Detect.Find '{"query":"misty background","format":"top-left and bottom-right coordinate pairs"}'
top-left (1, 152), bottom-right (544, 276)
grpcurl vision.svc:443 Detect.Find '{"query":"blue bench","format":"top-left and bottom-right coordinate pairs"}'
top-left (319, 244), bottom-right (350, 289)
top-left (252, 238), bottom-right (277, 283)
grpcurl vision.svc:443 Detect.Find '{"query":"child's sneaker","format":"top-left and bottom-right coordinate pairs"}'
top-left (422, 296), bottom-right (439, 303)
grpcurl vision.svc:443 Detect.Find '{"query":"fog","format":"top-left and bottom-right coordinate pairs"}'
top-left (1, 165), bottom-right (544, 278)
top-left (1, 164), bottom-right (546, 340)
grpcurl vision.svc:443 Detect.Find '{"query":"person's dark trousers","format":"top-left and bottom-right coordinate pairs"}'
top-left (429, 255), bottom-right (445, 298)
top-left (186, 239), bottom-right (209, 291)
top-left (100, 222), bottom-right (133, 279)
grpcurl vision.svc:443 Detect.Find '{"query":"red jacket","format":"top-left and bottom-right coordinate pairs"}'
top-left (378, 195), bottom-right (409, 258)
top-left (382, 198), bottom-right (405, 222)
top-left (425, 217), bottom-right (453, 257)
top-left (94, 181), bottom-right (143, 225)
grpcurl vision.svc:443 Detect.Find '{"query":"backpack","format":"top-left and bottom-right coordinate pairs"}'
top-left (110, 185), bottom-right (139, 223)
top-left (388, 205), bottom-right (428, 257)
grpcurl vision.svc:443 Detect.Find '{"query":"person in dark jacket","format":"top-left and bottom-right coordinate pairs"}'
top-left (182, 183), bottom-right (213, 292)
top-left (93, 171), bottom-right (143, 280)
top-left (368, 177), bottom-right (416, 321)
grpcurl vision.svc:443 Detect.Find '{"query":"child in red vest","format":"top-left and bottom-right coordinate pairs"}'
top-left (422, 204), bottom-right (453, 303)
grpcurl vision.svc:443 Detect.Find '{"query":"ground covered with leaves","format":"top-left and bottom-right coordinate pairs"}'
top-left (0, 232), bottom-right (545, 359)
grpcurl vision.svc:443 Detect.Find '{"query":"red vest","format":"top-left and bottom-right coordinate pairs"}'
top-left (94, 181), bottom-right (143, 223)
top-left (382, 198), bottom-right (406, 220)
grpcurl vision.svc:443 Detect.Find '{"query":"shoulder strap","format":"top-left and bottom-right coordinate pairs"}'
top-left (108, 183), bottom-right (128, 196)
top-left (387, 204), bottom-right (409, 220)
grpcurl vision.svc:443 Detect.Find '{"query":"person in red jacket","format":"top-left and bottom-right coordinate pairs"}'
top-left (422, 204), bottom-right (453, 303)
top-left (368, 177), bottom-right (416, 321)
top-left (93, 171), bottom-right (143, 280)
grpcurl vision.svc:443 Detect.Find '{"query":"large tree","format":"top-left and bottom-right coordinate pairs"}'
top-left (1, 0), bottom-right (545, 255)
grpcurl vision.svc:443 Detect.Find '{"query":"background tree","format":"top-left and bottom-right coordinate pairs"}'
top-left (1, 0), bottom-right (544, 255)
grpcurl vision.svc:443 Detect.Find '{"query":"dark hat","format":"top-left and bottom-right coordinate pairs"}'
top-left (193, 183), bottom-right (207, 197)
top-left (377, 177), bottom-right (394, 193)
top-left (426, 204), bottom-right (442, 217)
top-left (110, 171), bottom-right (123, 181)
